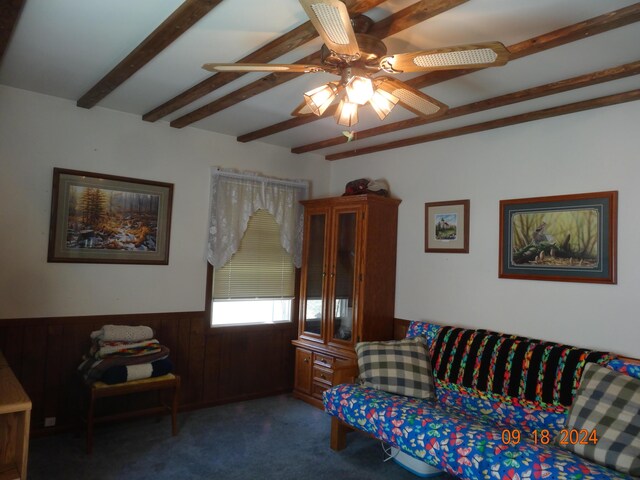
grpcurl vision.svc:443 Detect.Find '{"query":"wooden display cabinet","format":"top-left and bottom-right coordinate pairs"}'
top-left (292, 194), bottom-right (401, 407)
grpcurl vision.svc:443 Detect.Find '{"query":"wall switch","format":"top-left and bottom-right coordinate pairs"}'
top-left (44, 417), bottom-right (56, 427)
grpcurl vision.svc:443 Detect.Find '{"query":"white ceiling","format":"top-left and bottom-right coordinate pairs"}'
top-left (1, 0), bottom-right (639, 156)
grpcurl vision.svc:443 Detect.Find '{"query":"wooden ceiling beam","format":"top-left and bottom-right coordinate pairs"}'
top-left (170, 0), bottom-right (469, 129)
top-left (508, 3), bottom-right (640, 62)
top-left (325, 89), bottom-right (640, 160)
top-left (77, 0), bottom-right (223, 109)
top-left (292, 60), bottom-right (640, 153)
top-left (239, 2), bottom-right (640, 143)
top-left (143, 17), bottom-right (318, 122)
top-left (143, 0), bottom-right (391, 122)
top-left (0, 0), bottom-right (26, 66)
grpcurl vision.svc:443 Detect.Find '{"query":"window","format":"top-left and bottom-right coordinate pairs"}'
top-left (206, 168), bottom-right (307, 327)
top-left (211, 209), bottom-right (295, 326)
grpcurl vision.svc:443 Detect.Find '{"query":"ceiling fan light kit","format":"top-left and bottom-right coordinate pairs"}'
top-left (345, 75), bottom-right (374, 105)
top-left (369, 88), bottom-right (399, 121)
top-left (202, 0), bottom-right (510, 128)
top-left (334, 99), bottom-right (359, 127)
top-left (304, 82), bottom-right (340, 115)
top-left (304, 72), bottom-right (389, 126)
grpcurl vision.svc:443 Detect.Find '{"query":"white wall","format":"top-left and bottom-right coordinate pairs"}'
top-left (329, 101), bottom-right (640, 357)
top-left (2, 84), bottom-right (638, 357)
top-left (0, 85), bottom-right (330, 318)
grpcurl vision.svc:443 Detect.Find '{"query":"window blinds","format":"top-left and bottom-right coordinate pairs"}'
top-left (213, 209), bottom-right (295, 299)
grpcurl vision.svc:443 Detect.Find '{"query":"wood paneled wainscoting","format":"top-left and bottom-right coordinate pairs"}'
top-left (0, 312), bottom-right (297, 435)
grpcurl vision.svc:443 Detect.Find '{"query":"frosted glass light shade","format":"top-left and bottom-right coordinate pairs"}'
top-left (334, 99), bottom-right (359, 126)
top-left (303, 83), bottom-right (339, 116)
top-left (369, 89), bottom-right (398, 120)
top-left (345, 76), bottom-right (374, 105)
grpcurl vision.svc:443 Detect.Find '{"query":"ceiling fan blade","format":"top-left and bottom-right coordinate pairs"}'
top-left (202, 63), bottom-right (326, 73)
top-left (380, 42), bottom-right (509, 73)
top-left (299, 0), bottom-right (360, 58)
top-left (374, 77), bottom-right (447, 118)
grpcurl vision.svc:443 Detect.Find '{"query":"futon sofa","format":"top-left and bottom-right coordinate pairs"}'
top-left (323, 322), bottom-right (640, 479)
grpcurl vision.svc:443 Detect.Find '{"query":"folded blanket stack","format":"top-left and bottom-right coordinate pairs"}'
top-left (79, 324), bottom-right (173, 385)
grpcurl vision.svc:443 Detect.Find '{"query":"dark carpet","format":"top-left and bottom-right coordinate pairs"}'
top-left (29, 394), bottom-right (458, 480)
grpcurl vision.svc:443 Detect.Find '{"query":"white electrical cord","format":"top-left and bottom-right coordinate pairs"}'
top-left (381, 441), bottom-right (400, 462)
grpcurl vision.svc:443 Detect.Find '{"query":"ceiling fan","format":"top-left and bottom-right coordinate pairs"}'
top-left (203, 0), bottom-right (509, 127)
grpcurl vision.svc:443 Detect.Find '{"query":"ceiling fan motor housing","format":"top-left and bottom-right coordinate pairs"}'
top-left (321, 33), bottom-right (387, 70)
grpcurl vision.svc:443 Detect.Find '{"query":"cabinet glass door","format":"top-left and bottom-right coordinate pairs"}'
top-left (331, 211), bottom-right (357, 343)
top-left (302, 213), bottom-right (326, 336)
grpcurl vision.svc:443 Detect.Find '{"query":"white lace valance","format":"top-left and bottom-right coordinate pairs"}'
top-left (207, 168), bottom-right (309, 268)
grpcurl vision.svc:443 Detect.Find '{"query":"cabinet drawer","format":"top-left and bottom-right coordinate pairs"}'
top-left (313, 365), bottom-right (333, 384)
top-left (312, 381), bottom-right (331, 400)
top-left (313, 352), bottom-right (334, 368)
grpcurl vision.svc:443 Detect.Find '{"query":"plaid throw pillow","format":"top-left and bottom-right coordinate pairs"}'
top-left (560, 362), bottom-right (640, 476)
top-left (355, 337), bottom-right (435, 400)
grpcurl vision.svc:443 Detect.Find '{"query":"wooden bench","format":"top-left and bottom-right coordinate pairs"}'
top-left (0, 350), bottom-right (31, 480)
top-left (85, 373), bottom-right (180, 454)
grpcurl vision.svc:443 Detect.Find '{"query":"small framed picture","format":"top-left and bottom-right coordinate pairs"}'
top-left (48, 168), bottom-right (174, 264)
top-left (425, 199), bottom-right (470, 253)
top-left (499, 191), bottom-right (617, 284)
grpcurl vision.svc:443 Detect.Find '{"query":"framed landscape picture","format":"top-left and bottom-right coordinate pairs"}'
top-left (499, 191), bottom-right (617, 284)
top-left (48, 168), bottom-right (173, 264)
top-left (425, 199), bottom-right (470, 253)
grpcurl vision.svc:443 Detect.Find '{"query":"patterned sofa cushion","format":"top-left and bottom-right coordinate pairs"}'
top-left (435, 381), bottom-right (569, 437)
top-left (405, 321), bottom-right (441, 348)
top-left (608, 357), bottom-right (640, 379)
top-left (323, 383), bottom-right (631, 480)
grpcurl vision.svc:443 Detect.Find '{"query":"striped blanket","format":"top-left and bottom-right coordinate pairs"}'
top-left (78, 345), bottom-right (170, 384)
top-left (99, 357), bottom-right (173, 385)
top-left (90, 339), bottom-right (161, 358)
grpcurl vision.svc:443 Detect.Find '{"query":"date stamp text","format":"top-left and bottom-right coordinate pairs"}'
top-left (501, 428), bottom-right (598, 446)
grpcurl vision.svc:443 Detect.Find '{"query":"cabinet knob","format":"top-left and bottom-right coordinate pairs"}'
top-left (303, 357), bottom-right (309, 363)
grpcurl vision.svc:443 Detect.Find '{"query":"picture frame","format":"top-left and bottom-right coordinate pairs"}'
top-left (499, 191), bottom-right (617, 284)
top-left (425, 199), bottom-right (470, 253)
top-left (48, 168), bottom-right (174, 264)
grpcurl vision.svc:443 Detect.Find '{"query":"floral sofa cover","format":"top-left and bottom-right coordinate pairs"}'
top-left (323, 322), bottom-right (640, 480)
